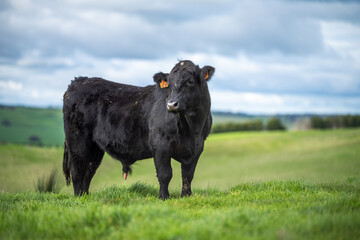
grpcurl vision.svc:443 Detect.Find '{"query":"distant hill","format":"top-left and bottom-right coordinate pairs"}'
top-left (0, 106), bottom-right (64, 146)
top-left (0, 105), bottom-right (314, 146)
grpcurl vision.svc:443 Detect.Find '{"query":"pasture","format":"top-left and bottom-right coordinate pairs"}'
top-left (1, 129), bottom-right (359, 193)
top-left (1, 128), bottom-right (359, 239)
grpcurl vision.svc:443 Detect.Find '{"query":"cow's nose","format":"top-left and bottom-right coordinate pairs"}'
top-left (167, 101), bottom-right (179, 112)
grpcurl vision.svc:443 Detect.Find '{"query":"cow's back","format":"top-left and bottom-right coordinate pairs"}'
top-left (63, 77), bottom-right (154, 162)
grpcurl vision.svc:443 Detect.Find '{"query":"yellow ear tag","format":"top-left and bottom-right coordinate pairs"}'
top-left (160, 80), bottom-right (168, 88)
top-left (205, 72), bottom-right (209, 80)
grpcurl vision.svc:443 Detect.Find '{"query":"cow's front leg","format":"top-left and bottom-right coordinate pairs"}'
top-left (181, 156), bottom-right (199, 197)
top-left (154, 151), bottom-right (172, 200)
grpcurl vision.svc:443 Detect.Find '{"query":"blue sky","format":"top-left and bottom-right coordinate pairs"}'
top-left (0, 0), bottom-right (359, 114)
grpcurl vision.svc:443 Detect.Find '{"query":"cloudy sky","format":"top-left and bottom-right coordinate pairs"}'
top-left (0, 0), bottom-right (359, 114)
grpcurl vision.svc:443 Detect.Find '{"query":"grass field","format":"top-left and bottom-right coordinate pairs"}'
top-left (1, 128), bottom-right (359, 239)
top-left (1, 180), bottom-right (359, 239)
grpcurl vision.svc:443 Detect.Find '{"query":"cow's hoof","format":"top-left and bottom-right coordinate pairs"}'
top-left (159, 192), bottom-right (169, 200)
top-left (181, 190), bottom-right (192, 197)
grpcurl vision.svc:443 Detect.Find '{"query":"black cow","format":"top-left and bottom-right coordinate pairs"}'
top-left (62, 60), bottom-right (215, 199)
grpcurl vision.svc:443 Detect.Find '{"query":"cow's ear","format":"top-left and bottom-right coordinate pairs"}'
top-left (200, 66), bottom-right (215, 82)
top-left (153, 72), bottom-right (169, 88)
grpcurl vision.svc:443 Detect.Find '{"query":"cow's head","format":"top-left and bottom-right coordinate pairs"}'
top-left (153, 60), bottom-right (215, 113)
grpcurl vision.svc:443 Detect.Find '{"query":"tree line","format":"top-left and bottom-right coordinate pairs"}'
top-left (211, 115), bottom-right (360, 133)
top-left (310, 115), bottom-right (360, 129)
top-left (211, 117), bottom-right (285, 133)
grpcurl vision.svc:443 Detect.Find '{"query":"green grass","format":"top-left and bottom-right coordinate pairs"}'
top-left (1, 180), bottom-right (359, 239)
top-left (0, 145), bottom-right (63, 193)
top-left (0, 127), bottom-right (359, 239)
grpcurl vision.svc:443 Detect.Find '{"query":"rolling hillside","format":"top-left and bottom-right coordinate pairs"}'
top-left (1, 129), bottom-right (359, 193)
top-left (0, 106), bottom-right (64, 146)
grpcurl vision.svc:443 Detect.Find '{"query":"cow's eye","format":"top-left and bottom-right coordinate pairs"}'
top-left (188, 79), bottom-right (194, 85)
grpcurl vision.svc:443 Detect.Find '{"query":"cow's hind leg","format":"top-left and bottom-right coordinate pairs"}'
top-left (82, 145), bottom-right (104, 194)
top-left (69, 142), bottom-right (104, 196)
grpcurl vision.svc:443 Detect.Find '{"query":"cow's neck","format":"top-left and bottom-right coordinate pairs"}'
top-left (178, 108), bottom-right (208, 136)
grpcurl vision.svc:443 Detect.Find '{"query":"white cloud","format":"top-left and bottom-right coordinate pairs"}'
top-left (321, 20), bottom-right (360, 64)
top-left (4, 0), bottom-right (351, 59)
top-left (17, 50), bottom-right (74, 68)
top-left (211, 90), bottom-right (360, 114)
top-left (30, 90), bottom-right (39, 99)
top-left (0, 81), bottom-right (23, 91)
top-left (1, 49), bottom-right (359, 113)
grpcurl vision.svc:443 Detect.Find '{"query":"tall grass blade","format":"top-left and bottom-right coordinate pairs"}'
top-left (36, 169), bottom-right (59, 193)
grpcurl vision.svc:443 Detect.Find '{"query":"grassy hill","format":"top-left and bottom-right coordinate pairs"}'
top-left (0, 106), bottom-right (64, 146)
top-left (1, 129), bottom-right (359, 193)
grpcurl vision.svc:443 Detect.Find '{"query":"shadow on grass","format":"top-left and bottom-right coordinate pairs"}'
top-left (92, 182), bottom-right (221, 202)
top-left (128, 182), bottom-right (158, 197)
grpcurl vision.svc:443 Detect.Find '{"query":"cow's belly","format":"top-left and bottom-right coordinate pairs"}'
top-left (102, 139), bottom-right (152, 162)
top-left (94, 122), bottom-right (152, 162)
top-left (172, 135), bottom-right (204, 164)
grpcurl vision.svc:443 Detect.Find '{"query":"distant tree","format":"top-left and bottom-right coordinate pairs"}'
top-left (247, 120), bottom-right (263, 131)
top-left (1, 119), bottom-right (11, 127)
top-left (327, 116), bottom-right (342, 129)
top-left (355, 115), bottom-right (360, 127)
top-left (310, 116), bottom-right (330, 129)
top-left (266, 117), bottom-right (286, 131)
top-left (29, 135), bottom-right (43, 146)
top-left (211, 120), bottom-right (264, 133)
top-left (342, 114), bottom-right (360, 128)
top-left (310, 115), bottom-right (360, 129)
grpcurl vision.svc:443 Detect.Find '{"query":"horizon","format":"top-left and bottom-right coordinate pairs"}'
top-left (1, 103), bottom-right (359, 116)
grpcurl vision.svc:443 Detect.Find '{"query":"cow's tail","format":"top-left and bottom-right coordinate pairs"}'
top-left (63, 141), bottom-right (71, 186)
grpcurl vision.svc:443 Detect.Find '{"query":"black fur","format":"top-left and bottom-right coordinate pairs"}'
top-left (62, 60), bottom-right (215, 199)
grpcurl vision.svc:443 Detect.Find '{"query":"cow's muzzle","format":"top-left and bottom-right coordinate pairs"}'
top-left (167, 101), bottom-right (179, 112)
